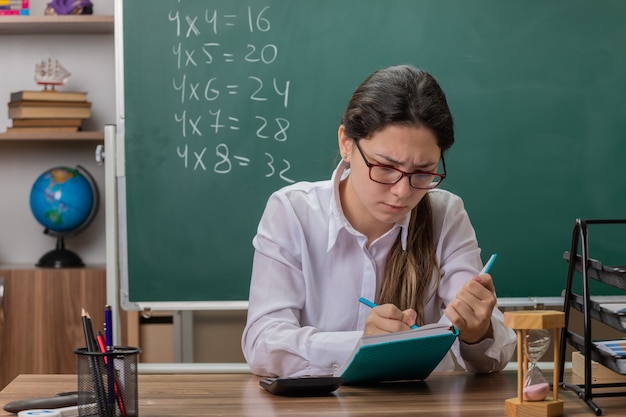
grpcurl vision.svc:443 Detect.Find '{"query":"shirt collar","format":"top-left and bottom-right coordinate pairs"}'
top-left (327, 160), bottom-right (410, 251)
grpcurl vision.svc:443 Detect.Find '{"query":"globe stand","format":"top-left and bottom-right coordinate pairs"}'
top-left (30, 165), bottom-right (99, 269)
top-left (36, 235), bottom-right (85, 268)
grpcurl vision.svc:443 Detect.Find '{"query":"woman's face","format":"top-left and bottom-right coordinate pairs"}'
top-left (338, 124), bottom-right (441, 240)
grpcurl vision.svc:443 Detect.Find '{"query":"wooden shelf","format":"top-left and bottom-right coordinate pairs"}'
top-left (0, 263), bottom-right (106, 269)
top-left (0, 16), bottom-right (112, 141)
top-left (0, 266), bottom-right (107, 389)
top-left (0, 15), bottom-right (114, 35)
top-left (0, 131), bottom-right (104, 141)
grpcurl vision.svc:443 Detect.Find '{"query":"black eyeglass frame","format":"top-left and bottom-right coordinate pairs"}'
top-left (353, 140), bottom-right (447, 190)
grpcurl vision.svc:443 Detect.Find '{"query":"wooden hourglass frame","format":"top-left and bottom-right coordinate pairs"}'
top-left (504, 311), bottom-right (565, 417)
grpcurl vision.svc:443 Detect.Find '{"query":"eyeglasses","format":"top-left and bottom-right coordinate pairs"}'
top-left (354, 141), bottom-right (446, 190)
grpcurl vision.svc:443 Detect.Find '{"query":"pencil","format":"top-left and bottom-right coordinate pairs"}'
top-left (81, 308), bottom-right (109, 417)
top-left (81, 308), bottom-right (98, 353)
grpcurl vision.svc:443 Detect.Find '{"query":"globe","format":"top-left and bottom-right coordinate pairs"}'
top-left (29, 165), bottom-right (99, 268)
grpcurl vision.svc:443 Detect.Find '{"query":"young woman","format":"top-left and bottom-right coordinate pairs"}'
top-left (242, 65), bottom-right (516, 377)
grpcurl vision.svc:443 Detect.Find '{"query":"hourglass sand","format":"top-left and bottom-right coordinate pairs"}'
top-left (523, 329), bottom-right (551, 401)
top-left (504, 311), bottom-right (565, 417)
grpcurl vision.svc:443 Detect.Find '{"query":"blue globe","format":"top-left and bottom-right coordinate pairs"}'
top-left (30, 166), bottom-right (96, 233)
top-left (29, 166), bottom-right (99, 268)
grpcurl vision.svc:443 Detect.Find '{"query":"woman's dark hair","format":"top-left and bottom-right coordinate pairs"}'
top-left (341, 64), bottom-right (454, 152)
top-left (341, 65), bottom-right (455, 323)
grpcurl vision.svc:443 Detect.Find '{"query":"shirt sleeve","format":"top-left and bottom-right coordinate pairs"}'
top-left (457, 315), bottom-right (517, 373)
top-left (241, 191), bottom-right (361, 377)
top-left (431, 191), bottom-right (517, 373)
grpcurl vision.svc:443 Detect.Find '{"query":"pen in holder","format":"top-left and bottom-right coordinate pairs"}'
top-left (75, 346), bottom-right (141, 417)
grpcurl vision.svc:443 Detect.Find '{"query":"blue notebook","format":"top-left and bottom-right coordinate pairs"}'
top-left (334, 323), bottom-right (459, 384)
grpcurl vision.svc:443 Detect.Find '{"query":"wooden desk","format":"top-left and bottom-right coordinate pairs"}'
top-left (1, 372), bottom-right (624, 416)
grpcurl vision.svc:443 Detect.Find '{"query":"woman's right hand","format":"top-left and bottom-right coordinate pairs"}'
top-left (363, 303), bottom-right (417, 336)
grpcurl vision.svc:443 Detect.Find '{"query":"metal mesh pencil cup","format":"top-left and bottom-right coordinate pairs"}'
top-left (75, 346), bottom-right (141, 417)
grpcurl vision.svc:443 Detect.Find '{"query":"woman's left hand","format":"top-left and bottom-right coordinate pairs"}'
top-left (444, 274), bottom-right (496, 344)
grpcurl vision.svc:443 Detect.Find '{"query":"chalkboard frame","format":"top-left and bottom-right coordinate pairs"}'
top-left (115, 0), bottom-right (626, 310)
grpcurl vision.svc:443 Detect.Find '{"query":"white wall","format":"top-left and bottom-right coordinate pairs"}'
top-left (0, 0), bottom-right (115, 265)
top-left (0, 2), bottom-right (248, 362)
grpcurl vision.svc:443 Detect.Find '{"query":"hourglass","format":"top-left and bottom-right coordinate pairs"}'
top-left (504, 311), bottom-right (565, 417)
top-left (523, 329), bottom-right (551, 401)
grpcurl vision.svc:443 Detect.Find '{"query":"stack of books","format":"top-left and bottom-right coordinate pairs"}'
top-left (0, 0), bottom-right (29, 15)
top-left (7, 90), bottom-right (91, 133)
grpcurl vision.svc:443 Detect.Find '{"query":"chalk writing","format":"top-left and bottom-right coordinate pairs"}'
top-left (167, 3), bottom-right (293, 182)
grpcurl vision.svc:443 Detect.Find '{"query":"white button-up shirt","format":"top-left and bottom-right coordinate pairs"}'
top-left (242, 161), bottom-right (516, 377)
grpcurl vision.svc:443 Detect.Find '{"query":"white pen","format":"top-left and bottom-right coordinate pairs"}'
top-left (438, 253), bottom-right (498, 326)
top-left (479, 253), bottom-right (498, 275)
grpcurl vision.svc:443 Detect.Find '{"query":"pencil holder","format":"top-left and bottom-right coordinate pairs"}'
top-left (75, 346), bottom-right (141, 417)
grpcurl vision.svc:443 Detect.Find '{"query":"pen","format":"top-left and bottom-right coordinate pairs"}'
top-left (438, 254), bottom-right (498, 327)
top-left (359, 297), bottom-right (419, 329)
top-left (479, 253), bottom-right (498, 275)
top-left (97, 332), bottom-right (128, 417)
top-left (105, 305), bottom-right (113, 352)
top-left (104, 305), bottom-right (115, 411)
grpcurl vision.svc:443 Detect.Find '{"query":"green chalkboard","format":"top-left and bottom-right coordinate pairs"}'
top-left (119, 0), bottom-right (626, 307)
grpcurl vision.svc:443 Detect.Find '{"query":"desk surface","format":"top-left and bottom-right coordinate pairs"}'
top-left (1, 372), bottom-right (624, 416)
